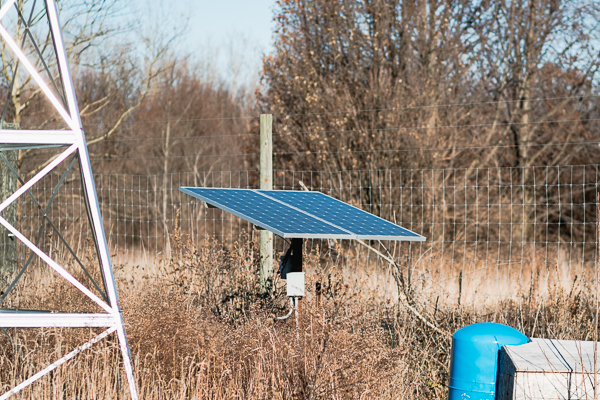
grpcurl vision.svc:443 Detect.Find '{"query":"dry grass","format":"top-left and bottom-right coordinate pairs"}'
top-left (0, 229), bottom-right (598, 399)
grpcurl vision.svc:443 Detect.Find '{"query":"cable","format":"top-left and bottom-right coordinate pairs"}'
top-left (81, 115), bottom-right (257, 127)
top-left (87, 133), bottom-right (256, 142)
top-left (275, 117), bottom-right (600, 136)
top-left (87, 152), bottom-right (257, 161)
top-left (274, 140), bottom-right (600, 156)
top-left (79, 116), bottom-right (597, 142)
top-left (76, 95), bottom-right (598, 128)
top-left (272, 94), bottom-right (600, 118)
top-left (21, 139), bottom-right (599, 160)
top-left (74, 95), bottom-right (598, 129)
top-left (90, 153), bottom-right (259, 161)
top-left (22, 152), bottom-right (258, 162)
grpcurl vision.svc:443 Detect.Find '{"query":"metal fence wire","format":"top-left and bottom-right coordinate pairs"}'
top-left (12, 164), bottom-right (600, 312)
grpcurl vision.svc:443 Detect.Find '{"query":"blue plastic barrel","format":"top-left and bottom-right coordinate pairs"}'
top-left (448, 322), bottom-right (529, 400)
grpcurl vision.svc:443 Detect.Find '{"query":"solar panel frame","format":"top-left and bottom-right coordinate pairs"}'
top-left (180, 187), bottom-right (425, 241)
top-left (260, 190), bottom-right (424, 241)
top-left (179, 187), bottom-right (355, 239)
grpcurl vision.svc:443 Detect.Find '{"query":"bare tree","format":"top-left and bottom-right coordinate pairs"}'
top-left (260, 0), bottom-right (600, 242)
top-left (0, 0), bottom-right (176, 273)
top-left (261, 0), bottom-right (484, 210)
top-left (467, 0), bottom-right (600, 169)
top-left (0, 0), bottom-right (127, 273)
top-left (73, 58), bottom-right (255, 253)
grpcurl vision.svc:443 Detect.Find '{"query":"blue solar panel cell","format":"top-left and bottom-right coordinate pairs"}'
top-left (179, 187), bottom-right (425, 241)
top-left (260, 190), bottom-right (423, 240)
top-left (179, 188), bottom-right (354, 239)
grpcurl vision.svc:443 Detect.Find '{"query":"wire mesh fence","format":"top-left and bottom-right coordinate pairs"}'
top-left (275, 165), bottom-right (599, 310)
top-left (11, 164), bottom-right (600, 312)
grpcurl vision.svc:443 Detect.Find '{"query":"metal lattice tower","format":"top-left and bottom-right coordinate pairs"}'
top-left (0, 0), bottom-right (137, 398)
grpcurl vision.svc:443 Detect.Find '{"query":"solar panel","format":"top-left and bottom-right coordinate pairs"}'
top-left (263, 190), bottom-right (422, 241)
top-left (180, 187), bottom-right (425, 241)
top-left (179, 188), bottom-right (353, 239)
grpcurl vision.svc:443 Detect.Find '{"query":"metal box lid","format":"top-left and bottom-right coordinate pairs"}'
top-left (502, 338), bottom-right (600, 373)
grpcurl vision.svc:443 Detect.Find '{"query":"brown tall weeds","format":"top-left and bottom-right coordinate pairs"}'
top-left (1, 230), bottom-right (599, 399)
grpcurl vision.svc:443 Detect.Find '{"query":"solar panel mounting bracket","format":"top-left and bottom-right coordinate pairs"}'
top-left (278, 238), bottom-right (303, 280)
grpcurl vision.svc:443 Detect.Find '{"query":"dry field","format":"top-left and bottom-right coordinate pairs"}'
top-left (0, 230), bottom-right (597, 400)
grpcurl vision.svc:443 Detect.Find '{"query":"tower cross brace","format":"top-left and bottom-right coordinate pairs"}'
top-left (0, 1), bottom-right (138, 398)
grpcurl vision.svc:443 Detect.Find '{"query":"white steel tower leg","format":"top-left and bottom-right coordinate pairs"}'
top-left (44, 0), bottom-right (139, 396)
top-left (0, 0), bottom-right (138, 398)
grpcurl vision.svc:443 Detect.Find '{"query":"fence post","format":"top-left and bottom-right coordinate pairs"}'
top-left (259, 114), bottom-right (273, 294)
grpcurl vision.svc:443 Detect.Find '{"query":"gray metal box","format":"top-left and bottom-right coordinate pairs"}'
top-left (498, 338), bottom-right (600, 400)
top-left (286, 272), bottom-right (305, 297)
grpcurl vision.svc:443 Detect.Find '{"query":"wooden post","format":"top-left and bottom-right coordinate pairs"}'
top-left (259, 114), bottom-right (273, 294)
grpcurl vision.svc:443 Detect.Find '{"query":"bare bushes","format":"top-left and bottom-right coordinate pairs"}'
top-left (1, 233), bottom-right (599, 399)
top-left (262, 0), bottom-right (600, 173)
top-left (164, 227), bottom-right (267, 322)
top-left (118, 232), bottom-right (408, 398)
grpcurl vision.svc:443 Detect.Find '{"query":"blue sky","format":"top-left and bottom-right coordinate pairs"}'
top-left (181, 0), bottom-right (276, 53)
top-left (128, 0), bottom-right (278, 89)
